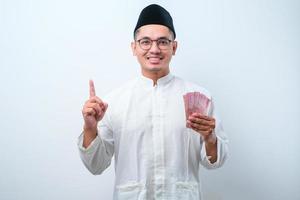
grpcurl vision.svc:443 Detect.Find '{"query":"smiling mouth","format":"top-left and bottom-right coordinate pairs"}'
top-left (147, 57), bottom-right (162, 64)
top-left (147, 56), bottom-right (163, 60)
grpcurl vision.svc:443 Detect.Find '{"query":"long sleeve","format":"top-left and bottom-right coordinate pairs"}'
top-left (199, 98), bottom-right (229, 169)
top-left (77, 113), bottom-right (114, 175)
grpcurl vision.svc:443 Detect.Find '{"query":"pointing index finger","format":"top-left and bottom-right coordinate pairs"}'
top-left (89, 79), bottom-right (96, 98)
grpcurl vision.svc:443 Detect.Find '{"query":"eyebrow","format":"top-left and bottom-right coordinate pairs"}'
top-left (138, 36), bottom-right (171, 40)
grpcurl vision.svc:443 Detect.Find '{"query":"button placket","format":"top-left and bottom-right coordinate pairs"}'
top-left (152, 85), bottom-right (166, 198)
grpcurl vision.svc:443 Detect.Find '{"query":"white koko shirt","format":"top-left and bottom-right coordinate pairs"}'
top-left (78, 73), bottom-right (229, 200)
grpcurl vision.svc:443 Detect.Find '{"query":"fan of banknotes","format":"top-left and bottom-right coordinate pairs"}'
top-left (183, 92), bottom-right (211, 127)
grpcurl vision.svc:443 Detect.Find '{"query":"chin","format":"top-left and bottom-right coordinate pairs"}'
top-left (146, 65), bottom-right (163, 72)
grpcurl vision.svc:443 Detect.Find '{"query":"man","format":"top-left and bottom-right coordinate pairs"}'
top-left (78, 4), bottom-right (228, 200)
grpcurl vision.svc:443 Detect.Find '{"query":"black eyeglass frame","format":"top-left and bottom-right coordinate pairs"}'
top-left (136, 37), bottom-right (173, 50)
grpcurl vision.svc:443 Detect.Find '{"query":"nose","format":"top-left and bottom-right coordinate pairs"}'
top-left (149, 41), bottom-right (161, 53)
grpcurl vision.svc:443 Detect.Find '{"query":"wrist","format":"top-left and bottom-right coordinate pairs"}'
top-left (203, 133), bottom-right (217, 145)
top-left (82, 127), bottom-right (98, 148)
top-left (83, 125), bottom-right (97, 138)
top-left (83, 124), bottom-right (97, 133)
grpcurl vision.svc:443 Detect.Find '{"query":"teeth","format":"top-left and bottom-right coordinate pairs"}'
top-left (147, 57), bottom-right (161, 63)
top-left (149, 58), bottom-right (160, 60)
top-left (147, 57), bottom-right (162, 59)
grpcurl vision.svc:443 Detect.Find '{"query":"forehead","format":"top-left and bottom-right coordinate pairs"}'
top-left (136, 24), bottom-right (172, 39)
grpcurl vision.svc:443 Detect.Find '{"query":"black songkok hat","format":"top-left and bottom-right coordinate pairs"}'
top-left (134, 4), bottom-right (176, 39)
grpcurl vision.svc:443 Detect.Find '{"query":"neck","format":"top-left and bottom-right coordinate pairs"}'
top-left (141, 69), bottom-right (170, 86)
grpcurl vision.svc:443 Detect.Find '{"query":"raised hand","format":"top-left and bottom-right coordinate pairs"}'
top-left (82, 80), bottom-right (108, 132)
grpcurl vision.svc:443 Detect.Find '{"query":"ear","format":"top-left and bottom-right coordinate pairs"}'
top-left (131, 41), bottom-right (137, 56)
top-left (172, 41), bottom-right (178, 55)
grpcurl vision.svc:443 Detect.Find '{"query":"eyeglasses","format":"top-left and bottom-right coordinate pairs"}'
top-left (136, 38), bottom-right (172, 50)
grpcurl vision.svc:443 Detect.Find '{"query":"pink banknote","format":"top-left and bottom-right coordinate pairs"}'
top-left (183, 92), bottom-right (211, 127)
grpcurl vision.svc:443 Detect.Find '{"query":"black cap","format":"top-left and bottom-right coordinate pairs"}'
top-left (134, 4), bottom-right (176, 39)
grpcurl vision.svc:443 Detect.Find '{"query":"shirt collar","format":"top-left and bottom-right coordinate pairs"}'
top-left (139, 72), bottom-right (174, 88)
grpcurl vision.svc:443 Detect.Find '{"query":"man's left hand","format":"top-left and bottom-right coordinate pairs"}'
top-left (187, 113), bottom-right (216, 143)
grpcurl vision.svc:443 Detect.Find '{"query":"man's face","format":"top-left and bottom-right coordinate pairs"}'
top-left (131, 24), bottom-right (177, 77)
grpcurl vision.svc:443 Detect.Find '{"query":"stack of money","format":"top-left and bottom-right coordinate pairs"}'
top-left (183, 92), bottom-right (211, 127)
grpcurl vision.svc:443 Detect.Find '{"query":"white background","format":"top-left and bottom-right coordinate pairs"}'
top-left (0, 0), bottom-right (299, 199)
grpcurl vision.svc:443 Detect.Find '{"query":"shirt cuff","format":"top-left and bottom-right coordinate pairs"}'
top-left (77, 132), bottom-right (102, 154)
top-left (201, 135), bottom-right (222, 168)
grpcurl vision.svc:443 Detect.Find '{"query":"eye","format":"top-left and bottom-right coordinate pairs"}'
top-left (140, 39), bottom-right (151, 45)
top-left (158, 39), bottom-right (170, 46)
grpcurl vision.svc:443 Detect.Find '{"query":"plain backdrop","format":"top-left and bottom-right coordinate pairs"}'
top-left (0, 0), bottom-right (299, 200)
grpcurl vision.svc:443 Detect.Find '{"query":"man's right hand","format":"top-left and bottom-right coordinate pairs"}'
top-left (81, 80), bottom-right (108, 147)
